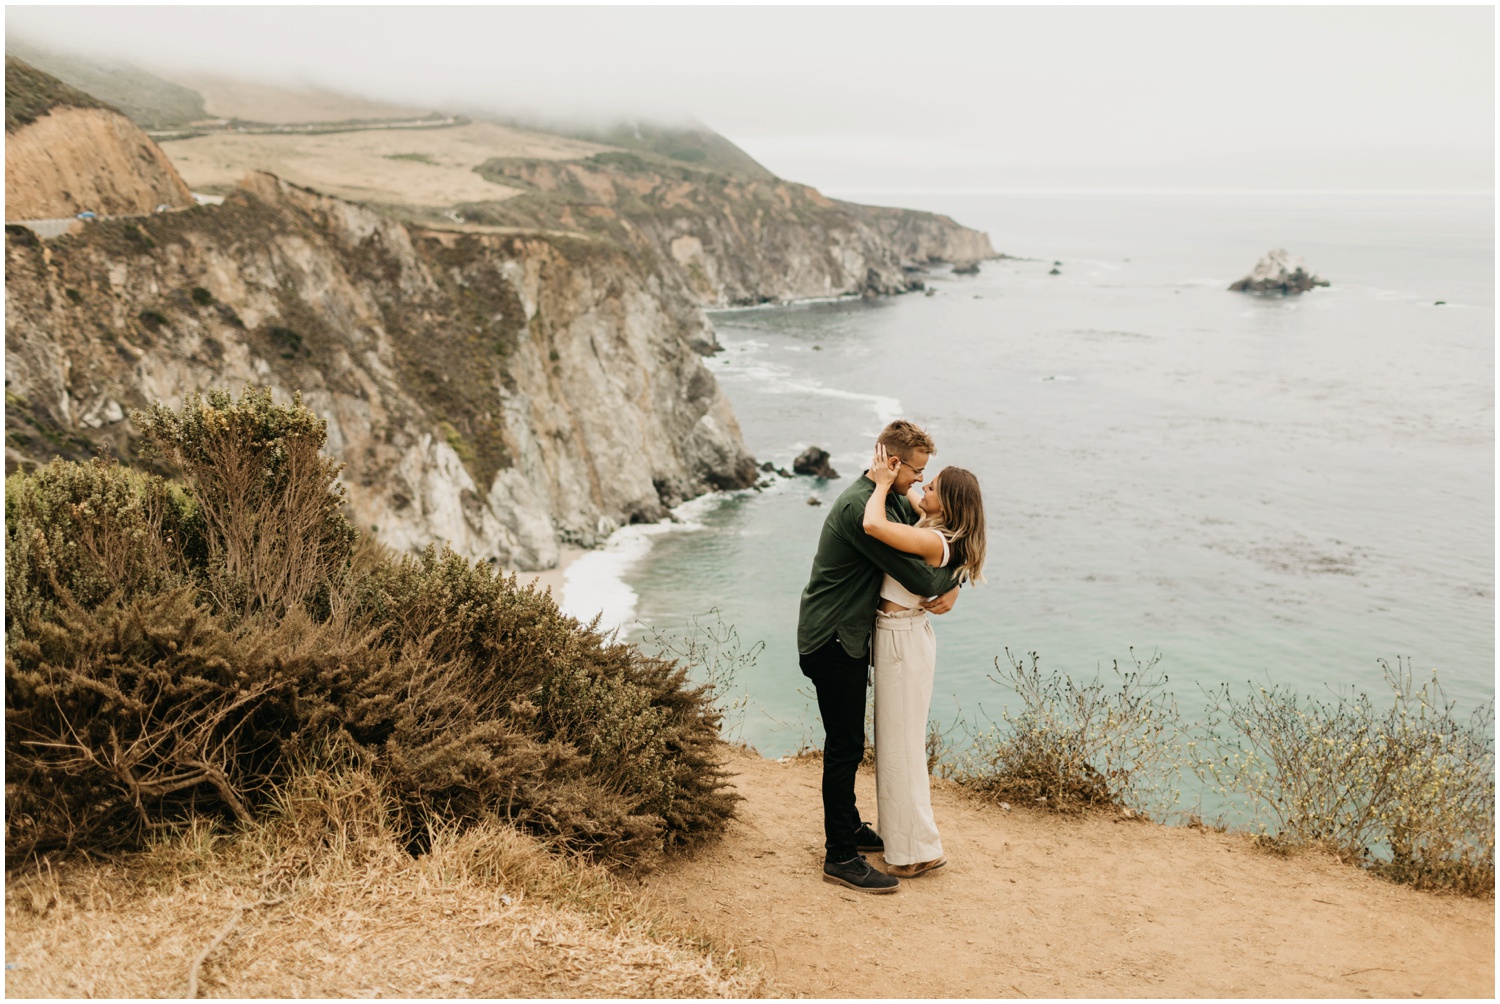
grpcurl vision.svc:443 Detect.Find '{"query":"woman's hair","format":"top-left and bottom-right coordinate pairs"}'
top-left (919, 466), bottom-right (987, 585)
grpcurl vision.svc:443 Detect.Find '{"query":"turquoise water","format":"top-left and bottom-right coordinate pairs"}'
top-left (563, 192), bottom-right (1495, 758)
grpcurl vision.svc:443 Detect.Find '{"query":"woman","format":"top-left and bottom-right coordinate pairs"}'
top-left (862, 442), bottom-right (987, 878)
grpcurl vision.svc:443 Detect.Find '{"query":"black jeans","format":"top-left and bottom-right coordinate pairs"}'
top-left (800, 635), bottom-right (869, 863)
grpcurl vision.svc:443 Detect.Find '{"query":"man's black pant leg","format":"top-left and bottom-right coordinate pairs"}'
top-left (800, 636), bottom-right (868, 863)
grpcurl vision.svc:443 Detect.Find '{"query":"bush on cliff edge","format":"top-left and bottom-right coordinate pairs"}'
top-left (5, 387), bottom-right (734, 866)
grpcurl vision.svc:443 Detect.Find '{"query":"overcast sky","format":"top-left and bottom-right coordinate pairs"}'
top-left (7, 5), bottom-right (1494, 193)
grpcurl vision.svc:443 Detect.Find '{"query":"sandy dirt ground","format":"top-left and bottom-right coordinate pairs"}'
top-left (646, 750), bottom-right (1495, 999)
top-left (160, 121), bottom-right (606, 207)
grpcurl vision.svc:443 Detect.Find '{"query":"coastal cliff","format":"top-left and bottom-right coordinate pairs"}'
top-left (4, 57), bottom-right (194, 219)
top-left (4, 55), bottom-right (997, 571)
top-left (469, 155), bottom-right (998, 306)
top-left (5, 173), bottom-right (757, 568)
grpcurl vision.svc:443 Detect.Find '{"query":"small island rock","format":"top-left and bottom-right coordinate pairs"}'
top-left (951, 260), bottom-right (981, 275)
top-left (1228, 248), bottom-right (1330, 294)
top-left (793, 446), bottom-right (839, 479)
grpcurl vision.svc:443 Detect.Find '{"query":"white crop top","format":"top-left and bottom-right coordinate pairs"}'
top-left (878, 530), bottom-right (951, 608)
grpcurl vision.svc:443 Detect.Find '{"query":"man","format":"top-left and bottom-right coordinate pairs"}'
top-left (797, 419), bottom-right (960, 893)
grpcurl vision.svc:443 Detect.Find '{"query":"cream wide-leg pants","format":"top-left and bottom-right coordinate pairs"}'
top-left (872, 607), bottom-right (943, 866)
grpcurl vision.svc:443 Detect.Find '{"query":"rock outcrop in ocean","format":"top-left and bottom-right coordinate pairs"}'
top-left (792, 447), bottom-right (839, 480)
top-left (1228, 248), bottom-right (1330, 294)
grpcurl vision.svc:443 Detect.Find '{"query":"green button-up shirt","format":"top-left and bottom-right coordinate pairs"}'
top-left (797, 473), bottom-right (959, 660)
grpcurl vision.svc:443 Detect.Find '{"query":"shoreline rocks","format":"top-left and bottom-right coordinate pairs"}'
top-left (1229, 248), bottom-right (1330, 294)
top-left (793, 446), bottom-right (839, 480)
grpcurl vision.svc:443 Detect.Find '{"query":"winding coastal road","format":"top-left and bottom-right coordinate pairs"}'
top-left (5, 193), bottom-right (223, 239)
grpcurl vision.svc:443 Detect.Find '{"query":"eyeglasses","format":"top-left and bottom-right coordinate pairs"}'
top-left (896, 457), bottom-right (926, 478)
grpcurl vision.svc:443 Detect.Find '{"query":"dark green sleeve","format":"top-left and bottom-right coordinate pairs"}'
top-left (841, 498), bottom-right (958, 597)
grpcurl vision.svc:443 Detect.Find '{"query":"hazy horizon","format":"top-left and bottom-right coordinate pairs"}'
top-left (7, 6), bottom-right (1494, 195)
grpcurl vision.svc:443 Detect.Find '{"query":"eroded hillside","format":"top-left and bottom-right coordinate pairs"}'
top-left (5, 173), bottom-right (756, 568)
top-left (5, 57), bottom-right (194, 219)
top-left (465, 155), bottom-right (997, 306)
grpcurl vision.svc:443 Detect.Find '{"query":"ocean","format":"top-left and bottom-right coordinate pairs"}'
top-left (559, 190), bottom-right (1495, 761)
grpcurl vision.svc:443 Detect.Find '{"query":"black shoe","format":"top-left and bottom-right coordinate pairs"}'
top-left (823, 855), bottom-right (899, 894)
top-left (853, 822), bottom-right (884, 853)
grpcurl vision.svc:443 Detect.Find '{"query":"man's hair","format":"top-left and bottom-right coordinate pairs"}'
top-left (877, 419), bottom-right (935, 460)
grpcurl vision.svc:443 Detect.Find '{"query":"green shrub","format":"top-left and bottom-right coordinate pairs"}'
top-left (946, 650), bottom-right (1494, 898)
top-left (122, 222), bottom-right (154, 249)
top-left (383, 152), bottom-right (438, 165)
top-left (267, 326), bottom-right (303, 356)
top-left (5, 589), bottom-right (297, 855)
top-left (4, 456), bottom-right (197, 639)
top-left (6, 387), bottom-right (735, 867)
top-left (332, 546), bottom-right (734, 864)
top-left (638, 609), bottom-right (762, 746)
top-left (587, 151), bottom-right (649, 173)
top-left (4, 56), bottom-right (113, 133)
top-left (951, 649), bottom-right (1183, 815)
top-left (436, 420), bottom-right (476, 467)
top-left (190, 286), bottom-right (215, 306)
top-left (5, 223), bottom-right (39, 246)
top-left (135, 386), bottom-right (355, 622)
top-left (1198, 660), bottom-right (1495, 896)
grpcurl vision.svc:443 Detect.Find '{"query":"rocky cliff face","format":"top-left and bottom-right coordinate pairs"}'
top-left (468, 156), bottom-right (998, 307)
top-left (5, 173), bottom-right (757, 569)
top-left (5, 59), bottom-right (195, 219)
top-left (4, 58), bottom-right (998, 572)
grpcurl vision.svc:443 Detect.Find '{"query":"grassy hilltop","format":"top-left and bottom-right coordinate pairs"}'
top-left (4, 54), bottom-right (114, 132)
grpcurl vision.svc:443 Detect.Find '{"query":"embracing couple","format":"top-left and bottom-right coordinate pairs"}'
top-left (797, 418), bottom-right (988, 894)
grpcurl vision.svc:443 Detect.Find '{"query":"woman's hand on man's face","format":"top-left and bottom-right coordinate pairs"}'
top-left (870, 443), bottom-right (899, 487)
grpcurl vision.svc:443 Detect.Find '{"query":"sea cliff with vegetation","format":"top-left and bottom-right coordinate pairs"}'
top-left (4, 54), bottom-right (993, 569)
top-left (5, 169), bottom-right (758, 568)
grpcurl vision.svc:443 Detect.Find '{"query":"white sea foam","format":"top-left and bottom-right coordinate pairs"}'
top-left (706, 294), bottom-right (862, 315)
top-left (559, 533), bottom-right (652, 632)
top-left (714, 338), bottom-right (902, 425)
top-left (782, 381), bottom-right (903, 426)
top-left (559, 492), bottom-right (733, 632)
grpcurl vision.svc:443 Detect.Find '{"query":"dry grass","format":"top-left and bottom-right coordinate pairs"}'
top-left (160, 121), bottom-right (609, 207)
top-left (5, 768), bottom-right (773, 998)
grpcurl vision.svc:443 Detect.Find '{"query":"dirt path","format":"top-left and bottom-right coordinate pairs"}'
top-left (646, 751), bottom-right (1493, 998)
